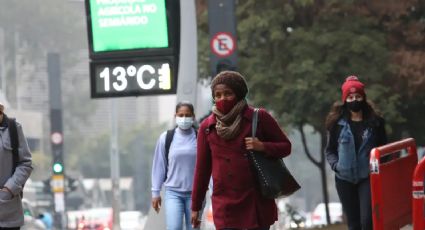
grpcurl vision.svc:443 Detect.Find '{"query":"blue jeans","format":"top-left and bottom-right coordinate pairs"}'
top-left (165, 189), bottom-right (194, 230)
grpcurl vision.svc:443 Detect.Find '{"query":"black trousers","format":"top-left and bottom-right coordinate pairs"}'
top-left (221, 227), bottom-right (270, 230)
top-left (0, 228), bottom-right (20, 230)
top-left (335, 176), bottom-right (373, 230)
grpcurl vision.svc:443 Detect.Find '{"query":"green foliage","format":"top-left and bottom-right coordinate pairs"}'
top-left (197, 7), bottom-right (211, 78)
top-left (198, 1), bottom-right (423, 143)
top-left (64, 122), bottom-right (165, 213)
top-left (30, 151), bottom-right (51, 180)
top-left (235, 1), bottom-right (404, 140)
top-left (66, 123), bottom-right (164, 178)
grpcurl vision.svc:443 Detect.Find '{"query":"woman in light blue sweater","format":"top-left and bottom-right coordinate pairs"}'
top-left (151, 101), bottom-right (198, 230)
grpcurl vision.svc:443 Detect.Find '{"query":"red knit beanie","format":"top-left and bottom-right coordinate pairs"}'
top-left (341, 76), bottom-right (365, 102)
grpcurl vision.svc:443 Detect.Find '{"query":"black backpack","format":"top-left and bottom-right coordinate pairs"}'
top-left (8, 117), bottom-right (23, 198)
top-left (164, 127), bottom-right (197, 179)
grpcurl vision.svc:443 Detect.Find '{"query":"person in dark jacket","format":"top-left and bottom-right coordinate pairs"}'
top-left (0, 103), bottom-right (33, 230)
top-left (191, 71), bottom-right (292, 230)
top-left (325, 76), bottom-right (387, 230)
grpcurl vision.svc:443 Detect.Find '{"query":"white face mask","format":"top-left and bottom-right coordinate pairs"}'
top-left (176, 117), bottom-right (194, 130)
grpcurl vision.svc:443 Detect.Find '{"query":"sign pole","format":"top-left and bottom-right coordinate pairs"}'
top-left (176, 0), bottom-right (198, 104)
top-left (110, 99), bottom-right (120, 230)
top-left (48, 52), bottom-right (66, 230)
top-left (208, 0), bottom-right (238, 76)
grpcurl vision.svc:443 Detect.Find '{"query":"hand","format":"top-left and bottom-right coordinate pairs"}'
top-left (245, 137), bottom-right (265, 151)
top-left (0, 188), bottom-right (12, 200)
top-left (152, 197), bottom-right (161, 213)
top-left (191, 211), bottom-right (201, 229)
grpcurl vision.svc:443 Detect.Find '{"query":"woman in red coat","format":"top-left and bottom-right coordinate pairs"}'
top-left (191, 71), bottom-right (292, 230)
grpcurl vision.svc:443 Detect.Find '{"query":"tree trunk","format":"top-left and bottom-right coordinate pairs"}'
top-left (299, 124), bottom-right (331, 225)
top-left (320, 130), bottom-right (331, 225)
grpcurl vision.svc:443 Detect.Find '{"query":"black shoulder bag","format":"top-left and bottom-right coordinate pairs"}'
top-left (248, 108), bottom-right (300, 199)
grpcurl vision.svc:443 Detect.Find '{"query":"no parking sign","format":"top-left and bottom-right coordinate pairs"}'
top-left (210, 32), bottom-right (236, 57)
top-left (208, 0), bottom-right (238, 75)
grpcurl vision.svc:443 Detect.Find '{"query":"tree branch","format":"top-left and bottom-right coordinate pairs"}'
top-left (298, 123), bottom-right (321, 167)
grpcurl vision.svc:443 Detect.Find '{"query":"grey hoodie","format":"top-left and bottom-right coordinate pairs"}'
top-left (0, 118), bottom-right (33, 228)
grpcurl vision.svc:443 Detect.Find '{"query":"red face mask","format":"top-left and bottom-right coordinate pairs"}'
top-left (216, 98), bottom-right (238, 114)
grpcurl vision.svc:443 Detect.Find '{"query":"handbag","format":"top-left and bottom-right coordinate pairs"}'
top-left (247, 108), bottom-right (301, 199)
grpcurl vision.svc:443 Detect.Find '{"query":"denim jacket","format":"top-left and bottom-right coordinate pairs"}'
top-left (334, 119), bottom-right (376, 183)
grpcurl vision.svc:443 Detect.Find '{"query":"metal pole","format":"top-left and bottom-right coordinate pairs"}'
top-left (48, 52), bottom-right (66, 230)
top-left (176, 0), bottom-right (198, 105)
top-left (110, 99), bottom-right (120, 230)
top-left (208, 0), bottom-right (238, 76)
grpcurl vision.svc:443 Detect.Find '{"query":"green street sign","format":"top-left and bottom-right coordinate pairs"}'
top-left (87, 0), bottom-right (169, 52)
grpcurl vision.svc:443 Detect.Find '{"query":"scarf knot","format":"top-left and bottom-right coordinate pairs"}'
top-left (212, 99), bottom-right (247, 140)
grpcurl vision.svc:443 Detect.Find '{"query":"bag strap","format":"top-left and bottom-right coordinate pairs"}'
top-left (252, 108), bottom-right (259, 138)
top-left (164, 128), bottom-right (176, 181)
top-left (164, 127), bottom-right (198, 181)
top-left (165, 128), bottom-right (176, 162)
top-left (8, 118), bottom-right (19, 174)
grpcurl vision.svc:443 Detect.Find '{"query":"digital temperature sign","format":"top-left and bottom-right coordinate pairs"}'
top-left (86, 0), bottom-right (169, 53)
top-left (84, 0), bottom-right (180, 98)
top-left (90, 57), bottom-right (176, 98)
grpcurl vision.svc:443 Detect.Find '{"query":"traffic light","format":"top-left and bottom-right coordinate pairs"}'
top-left (66, 177), bottom-right (78, 192)
top-left (216, 59), bottom-right (236, 75)
top-left (52, 162), bottom-right (64, 174)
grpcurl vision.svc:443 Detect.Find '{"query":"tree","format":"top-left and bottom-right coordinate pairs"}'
top-left (68, 122), bottom-right (164, 213)
top-left (197, 0), bottom-right (424, 223)
top-left (367, 0), bottom-right (425, 144)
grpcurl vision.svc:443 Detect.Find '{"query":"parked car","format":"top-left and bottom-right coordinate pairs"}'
top-left (311, 202), bottom-right (343, 227)
top-left (76, 208), bottom-right (113, 230)
top-left (283, 204), bottom-right (307, 229)
top-left (203, 203), bottom-right (215, 230)
top-left (21, 199), bottom-right (46, 230)
top-left (120, 211), bottom-right (146, 230)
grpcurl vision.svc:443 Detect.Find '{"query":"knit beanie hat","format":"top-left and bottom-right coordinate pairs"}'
top-left (211, 71), bottom-right (248, 100)
top-left (341, 76), bottom-right (365, 102)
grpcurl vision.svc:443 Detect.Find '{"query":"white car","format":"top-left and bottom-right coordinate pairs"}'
top-left (311, 202), bottom-right (343, 227)
top-left (21, 199), bottom-right (46, 230)
top-left (120, 211), bottom-right (146, 230)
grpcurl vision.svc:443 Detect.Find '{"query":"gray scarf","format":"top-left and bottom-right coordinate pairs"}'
top-left (212, 99), bottom-right (247, 140)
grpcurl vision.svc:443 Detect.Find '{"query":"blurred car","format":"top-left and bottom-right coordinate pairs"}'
top-left (311, 202), bottom-right (343, 227)
top-left (21, 198), bottom-right (46, 230)
top-left (120, 211), bottom-right (145, 230)
top-left (284, 205), bottom-right (307, 229)
top-left (203, 203), bottom-right (215, 230)
top-left (68, 210), bottom-right (88, 230)
top-left (76, 208), bottom-right (113, 230)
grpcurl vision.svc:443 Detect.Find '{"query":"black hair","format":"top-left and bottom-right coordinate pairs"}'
top-left (175, 101), bottom-right (195, 116)
top-left (325, 100), bottom-right (382, 130)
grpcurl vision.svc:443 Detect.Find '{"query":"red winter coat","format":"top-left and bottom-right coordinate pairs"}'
top-left (191, 106), bottom-right (291, 229)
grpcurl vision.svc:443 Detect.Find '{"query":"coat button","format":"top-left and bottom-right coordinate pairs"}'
top-left (226, 158), bottom-right (230, 162)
